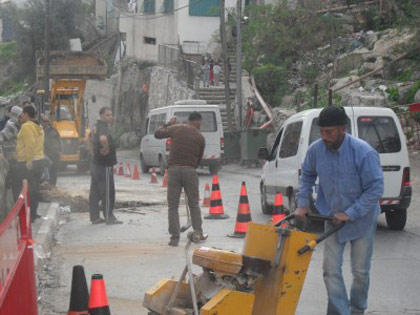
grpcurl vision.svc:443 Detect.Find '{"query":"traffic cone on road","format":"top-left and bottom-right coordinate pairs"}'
top-left (132, 164), bottom-right (140, 180)
top-left (202, 183), bottom-right (211, 207)
top-left (125, 162), bottom-right (131, 178)
top-left (162, 169), bottom-right (168, 187)
top-left (118, 162), bottom-right (124, 176)
top-left (88, 274), bottom-right (111, 315)
top-left (68, 265), bottom-right (89, 315)
top-left (272, 192), bottom-right (285, 225)
top-left (204, 175), bottom-right (229, 219)
top-left (150, 168), bottom-right (158, 184)
top-left (228, 182), bottom-right (252, 238)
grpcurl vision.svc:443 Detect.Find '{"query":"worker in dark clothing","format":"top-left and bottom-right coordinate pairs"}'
top-left (155, 112), bottom-right (207, 247)
top-left (88, 107), bottom-right (122, 225)
top-left (41, 115), bottom-right (62, 186)
top-left (0, 105), bottom-right (13, 131)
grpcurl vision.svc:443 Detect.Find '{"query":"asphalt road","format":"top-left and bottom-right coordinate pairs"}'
top-left (38, 150), bottom-right (420, 315)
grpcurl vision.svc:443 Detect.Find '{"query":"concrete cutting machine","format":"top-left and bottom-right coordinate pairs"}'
top-left (143, 214), bottom-right (344, 315)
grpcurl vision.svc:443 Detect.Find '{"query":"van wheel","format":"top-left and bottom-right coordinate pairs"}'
top-left (209, 164), bottom-right (219, 175)
top-left (140, 154), bottom-right (150, 174)
top-left (159, 157), bottom-right (167, 176)
top-left (261, 185), bottom-right (273, 215)
top-left (385, 209), bottom-right (407, 230)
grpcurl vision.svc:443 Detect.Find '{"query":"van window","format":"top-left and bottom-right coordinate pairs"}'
top-left (279, 121), bottom-right (302, 158)
top-left (357, 116), bottom-right (401, 153)
top-left (174, 111), bottom-right (217, 132)
top-left (149, 113), bottom-right (167, 134)
top-left (309, 117), bottom-right (352, 145)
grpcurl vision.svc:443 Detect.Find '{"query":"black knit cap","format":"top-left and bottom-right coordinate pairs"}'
top-left (318, 106), bottom-right (348, 127)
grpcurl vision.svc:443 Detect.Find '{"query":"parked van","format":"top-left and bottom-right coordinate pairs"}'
top-left (140, 100), bottom-right (224, 175)
top-left (259, 106), bottom-right (411, 230)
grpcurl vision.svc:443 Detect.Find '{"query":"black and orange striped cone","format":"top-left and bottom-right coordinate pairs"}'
top-left (272, 192), bottom-right (286, 225)
top-left (88, 274), bottom-right (110, 315)
top-left (204, 175), bottom-right (229, 219)
top-left (228, 182), bottom-right (252, 238)
top-left (68, 265), bottom-right (89, 315)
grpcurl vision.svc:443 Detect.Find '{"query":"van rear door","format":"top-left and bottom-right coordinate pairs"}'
top-left (356, 115), bottom-right (403, 198)
top-left (174, 109), bottom-right (222, 160)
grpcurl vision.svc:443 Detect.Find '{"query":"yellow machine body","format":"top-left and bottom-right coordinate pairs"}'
top-left (243, 222), bottom-right (317, 315)
top-left (49, 79), bottom-right (90, 167)
top-left (192, 247), bottom-right (243, 275)
top-left (201, 289), bottom-right (254, 315)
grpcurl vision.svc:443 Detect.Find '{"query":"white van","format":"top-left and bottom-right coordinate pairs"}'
top-left (259, 106), bottom-right (411, 230)
top-left (140, 101), bottom-right (224, 175)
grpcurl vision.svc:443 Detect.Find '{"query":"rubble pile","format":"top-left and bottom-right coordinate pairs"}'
top-left (40, 184), bottom-right (89, 213)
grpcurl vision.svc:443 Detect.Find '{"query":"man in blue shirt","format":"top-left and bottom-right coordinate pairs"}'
top-left (296, 106), bottom-right (383, 315)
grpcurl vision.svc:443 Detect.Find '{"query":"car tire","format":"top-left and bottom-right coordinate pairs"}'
top-left (159, 157), bottom-right (167, 176)
top-left (209, 164), bottom-right (219, 175)
top-left (140, 154), bottom-right (150, 174)
top-left (260, 184), bottom-right (273, 215)
top-left (385, 208), bottom-right (407, 230)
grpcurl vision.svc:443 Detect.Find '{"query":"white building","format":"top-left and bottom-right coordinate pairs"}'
top-left (118, 0), bottom-right (237, 63)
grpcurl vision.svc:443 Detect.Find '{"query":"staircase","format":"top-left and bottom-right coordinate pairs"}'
top-left (196, 87), bottom-right (236, 131)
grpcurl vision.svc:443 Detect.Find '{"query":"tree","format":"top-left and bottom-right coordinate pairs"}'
top-left (10, 0), bottom-right (84, 82)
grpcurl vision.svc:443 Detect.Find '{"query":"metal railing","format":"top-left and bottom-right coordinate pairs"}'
top-left (0, 181), bottom-right (38, 315)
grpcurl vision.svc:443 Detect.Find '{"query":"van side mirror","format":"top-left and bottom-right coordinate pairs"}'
top-left (258, 148), bottom-right (269, 160)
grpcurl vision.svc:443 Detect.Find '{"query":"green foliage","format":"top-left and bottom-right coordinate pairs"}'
top-left (386, 87), bottom-right (399, 103)
top-left (0, 80), bottom-right (24, 96)
top-left (253, 63), bottom-right (288, 106)
top-left (242, 2), bottom-right (344, 107)
top-left (396, 70), bottom-right (413, 82)
top-left (404, 80), bottom-right (420, 103)
top-left (5, 0), bottom-right (84, 82)
top-left (0, 42), bottom-right (17, 63)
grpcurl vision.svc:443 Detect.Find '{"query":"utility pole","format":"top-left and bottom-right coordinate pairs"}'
top-left (220, 0), bottom-right (233, 132)
top-left (236, 0), bottom-right (243, 130)
top-left (43, 0), bottom-right (50, 112)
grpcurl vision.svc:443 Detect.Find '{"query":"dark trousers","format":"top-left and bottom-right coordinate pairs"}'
top-left (16, 160), bottom-right (44, 221)
top-left (167, 167), bottom-right (203, 239)
top-left (6, 160), bottom-right (21, 202)
top-left (48, 156), bottom-right (59, 186)
top-left (89, 163), bottom-right (115, 222)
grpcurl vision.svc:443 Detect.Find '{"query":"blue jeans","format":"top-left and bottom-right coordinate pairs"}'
top-left (323, 222), bottom-right (376, 315)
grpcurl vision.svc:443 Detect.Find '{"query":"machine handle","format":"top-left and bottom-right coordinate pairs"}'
top-left (297, 221), bottom-right (345, 255)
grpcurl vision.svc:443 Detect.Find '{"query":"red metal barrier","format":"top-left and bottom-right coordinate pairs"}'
top-left (0, 181), bottom-right (38, 315)
top-left (393, 103), bottom-right (420, 152)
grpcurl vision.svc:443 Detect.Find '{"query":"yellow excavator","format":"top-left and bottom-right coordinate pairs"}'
top-left (37, 51), bottom-right (107, 171)
top-left (143, 214), bottom-right (344, 315)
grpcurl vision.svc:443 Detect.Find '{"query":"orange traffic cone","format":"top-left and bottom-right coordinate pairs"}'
top-left (272, 192), bottom-right (285, 225)
top-left (88, 274), bottom-right (111, 315)
top-left (118, 162), bottom-right (124, 176)
top-left (132, 164), bottom-right (140, 180)
top-left (125, 162), bottom-right (131, 178)
top-left (162, 169), bottom-right (168, 187)
top-left (204, 175), bottom-right (229, 219)
top-left (150, 168), bottom-right (158, 184)
top-left (68, 265), bottom-right (89, 315)
top-left (202, 183), bottom-right (211, 207)
top-left (228, 182), bottom-right (252, 238)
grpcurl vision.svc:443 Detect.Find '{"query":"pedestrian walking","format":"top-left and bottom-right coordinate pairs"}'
top-left (88, 107), bottom-right (122, 225)
top-left (295, 106), bottom-right (384, 315)
top-left (213, 62), bottom-right (221, 86)
top-left (16, 105), bottom-right (45, 222)
top-left (154, 112), bottom-right (207, 247)
top-left (41, 115), bottom-right (62, 186)
top-left (0, 105), bottom-right (22, 201)
top-left (209, 59), bottom-right (214, 85)
top-left (202, 61), bottom-right (210, 88)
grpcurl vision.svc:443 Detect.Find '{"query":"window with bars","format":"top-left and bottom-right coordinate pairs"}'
top-left (189, 0), bottom-right (219, 17)
top-left (162, 0), bottom-right (174, 13)
top-left (142, 0), bottom-right (155, 14)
